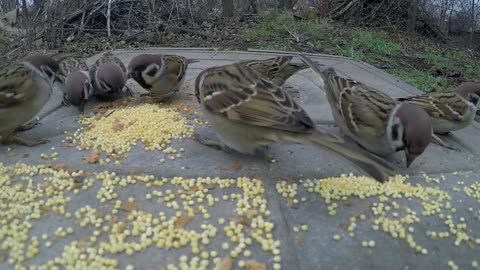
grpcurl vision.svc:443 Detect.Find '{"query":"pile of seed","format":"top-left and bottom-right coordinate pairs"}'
top-left (3, 161), bottom-right (479, 270)
top-left (66, 104), bottom-right (194, 158)
top-left (276, 174), bottom-right (480, 268)
top-left (0, 162), bottom-right (279, 270)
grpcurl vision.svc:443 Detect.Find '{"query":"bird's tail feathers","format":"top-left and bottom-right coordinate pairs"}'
top-left (281, 130), bottom-right (398, 183)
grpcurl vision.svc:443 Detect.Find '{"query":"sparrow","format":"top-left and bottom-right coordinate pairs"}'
top-left (397, 82), bottom-right (480, 134)
top-left (299, 54), bottom-right (432, 167)
top-left (90, 52), bottom-right (131, 100)
top-left (49, 57), bottom-right (93, 112)
top-left (239, 56), bottom-right (308, 87)
top-left (22, 54), bottom-right (62, 84)
top-left (63, 70), bottom-right (93, 112)
top-left (0, 54), bottom-right (59, 146)
top-left (127, 54), bottom-right (197, 101)
top-left (194, 62), bottom-right (398, 183)
top-left (57, 57), bottom-right (89, 83)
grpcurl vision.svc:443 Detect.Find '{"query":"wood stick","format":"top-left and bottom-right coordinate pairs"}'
top-left (107, 0), bottom-right (112, 37)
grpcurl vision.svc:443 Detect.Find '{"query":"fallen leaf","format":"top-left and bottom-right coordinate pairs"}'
top-left (343, 200), bottom-right (353, 206)
top-left (112, 122), bottom-right (125, 132)
top-left (287, 198), bottom-right (295, 207)
top-left (109, 215), bottom-right (118, 225)
top-left (172, 102), bottom-right (197, 115)
top-left (53, 164), bottom-right (67, 171)
top-left (115, 222), bottom-right (126, 233)
top-left (84, 151), bottom-right (100, 164)
top-left (297, 237), bottom-right (305, 247)
top-left (175, 215), bottom-right (193, 229)
top-left (40, 205), bottom-right (50, 216)
top-left (233, 217), bottom-right (251, 227)
top-left (79, 143), bottom-right (90, 149)
top-left (178, 186), bottom-right (199, 195)
top-left (72, 181), bottom-right (83, 189)
top-left (340, 223), bottom-right (349, 230)
top-left (119, 202), bottom-right (137, 212)
top-left (246, 260), bottom-right (266, 270)
top-left (39, 181), bottom-right (52, 190)
top-left (215, 256), bottom-right (233, 270)
top-left (231, 161), bottom-right (242, 171)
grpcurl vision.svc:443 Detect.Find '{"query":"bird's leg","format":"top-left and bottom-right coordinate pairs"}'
top-left (282, 85), bottom-right (301, 99)
top-left (15, 102), bottom-right (66, 132)
top-left (194, 134), bottom-right (227, 151)
top-left (15, 122), bottom-right (41, 132)
top-left (253, 145), bottom-right (277, 162)
top-left (36, 102), bottom-right (66, 121)
top-left (431, 134), bottom-right (456, 150)
top-left (3, 136), bottom-right (49, 146)
top-left (314, 120), bottom-right (337, 126)
top-left (124, 85), bottom-right (134, 96)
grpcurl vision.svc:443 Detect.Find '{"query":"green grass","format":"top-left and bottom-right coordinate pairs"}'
top-left (336, 31), bottom-right (402, 61)
top-left (0, 34), bottom-right (8, 44)
top-left (243, 11), bottom-right (335, 46)
top-left (243, 10), bottom-right (480, 92)
top-left (393, 69), bottom-right (451, 92)
top-left (335, 31), bottom-right (401, 65)
top-left (422, 49), bottom-right (466, 71)
top-left (465, 61), bottom-right (480, 80)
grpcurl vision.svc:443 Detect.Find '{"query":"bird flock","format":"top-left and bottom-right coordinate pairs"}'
top-left (1, 51), bottom-right (480, 183)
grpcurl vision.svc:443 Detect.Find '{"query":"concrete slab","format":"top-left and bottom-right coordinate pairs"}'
top-left (1, 48), bottom-right (479, 270)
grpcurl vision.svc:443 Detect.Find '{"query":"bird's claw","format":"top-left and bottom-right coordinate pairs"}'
top-left (431, 134), bottom-right (456, 151)
top-left (125, 86), bottom-right (134, 97)
top-left (16, 121), bottom-right (41, 132)
top-left (3, 136), bottom-right (49, 146)
top-left (194, 135), bottom-right (226, 151)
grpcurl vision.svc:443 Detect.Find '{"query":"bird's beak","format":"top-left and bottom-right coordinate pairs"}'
top-left (54, 74), bottom-right (64, 84)
top-left (78, 102), bottom-right (86, 113)
top-left (405, 152), bottom-right (417, 168)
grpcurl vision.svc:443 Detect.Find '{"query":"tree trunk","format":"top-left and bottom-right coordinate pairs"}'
top-left (408, 0), bottom-right (417, 36)
top-left (279, 0), bottom-right (294, 10)
top-left (470, 0), bottom-right (475, 49)
top-left (440, 0), bottom-right (449, 31)
top-left (320, 0), bottom-right (329, 17)
top-left (222, 0), bottom-right (234, 17)
top-left (249, 0), bottom-right (258, 14)
top-left (0, 0), bottom-right (16, 14)
top-left (21, 0), bottom-right (27, 16)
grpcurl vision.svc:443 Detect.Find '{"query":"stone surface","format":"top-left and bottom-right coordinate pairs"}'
top-left (1, 48), bottom-right (479, 270)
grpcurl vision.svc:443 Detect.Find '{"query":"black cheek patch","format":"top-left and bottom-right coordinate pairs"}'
top-left (391, 124), bottom-right (399, 141)
top-left (145, 66), bottom-right (159, 77)
top-left (131, 70), bottom-right (150, 89)
top-left (470, 94), bottom-right (480, 106)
